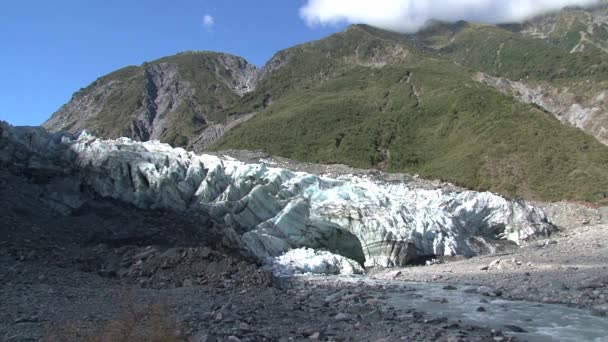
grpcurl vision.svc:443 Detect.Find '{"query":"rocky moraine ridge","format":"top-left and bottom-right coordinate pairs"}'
top-left (1, 121), bottom-right (555, 273)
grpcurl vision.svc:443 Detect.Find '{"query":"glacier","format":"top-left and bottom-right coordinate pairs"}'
top-left (0, 121), bottom-right (555, 271)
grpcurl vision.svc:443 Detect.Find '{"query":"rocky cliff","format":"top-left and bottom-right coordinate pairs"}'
top-left (1, 121), bottom-right (555, 272)
top-left (475, 72), bottom-right (608, 144)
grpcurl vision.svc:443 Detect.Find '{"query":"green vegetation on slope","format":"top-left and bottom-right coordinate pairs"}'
top-left (213, 26), bottom-right (608, 204)
top-left (518, 4), bottom-right (608, 54)
top-left (87, 67), bottom-right (146, 138)
top-left (232, 25), bottom-right (411, 115)
top-left (432, 23), bottom-right (608, 82)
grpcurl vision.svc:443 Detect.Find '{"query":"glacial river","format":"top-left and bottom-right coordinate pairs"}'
top-left (325, 276), bottom-right (608, 342)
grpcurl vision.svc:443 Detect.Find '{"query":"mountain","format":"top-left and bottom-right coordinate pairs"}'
top-left (519, 2), bottom-right (608, 54)
top-left (44, 5), bottom-right (608, 204)
top-left (215, 24), bottom-right (608, 203)
top-left (44, 52), bottom-right (258, 148)
top-left (407, 8), bottom-right (608, 145)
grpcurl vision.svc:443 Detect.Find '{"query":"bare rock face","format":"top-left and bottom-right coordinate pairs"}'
top-left (1, 121), bottom-right (556, 272)
top-left (214, 53), bottom-right (259, 96)
top-left (132, 62), bottom-right (194, 141)
top-left (190, 113), bottom-right (257, 153)
top-left (475, 72), bottom-right (608, 145)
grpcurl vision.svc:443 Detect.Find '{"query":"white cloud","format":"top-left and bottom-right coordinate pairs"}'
top-left (203, 14), bottom-right (215, 30)
top-left (300, 0), bottom-right (601, 32)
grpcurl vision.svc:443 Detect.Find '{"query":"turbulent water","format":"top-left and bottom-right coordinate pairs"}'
top-left (314, 276), bottom-right (608, 342)
top-left (1, 122), bottom-right (555, 273)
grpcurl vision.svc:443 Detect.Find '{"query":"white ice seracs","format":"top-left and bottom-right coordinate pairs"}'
top-left (266, 248), bottom-right (365, 276)
top-left (1, 122), bottom-right (555, 272)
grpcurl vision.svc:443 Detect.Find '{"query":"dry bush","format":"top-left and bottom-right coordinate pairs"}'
top-left (45, 300), bottom-right (186, 342)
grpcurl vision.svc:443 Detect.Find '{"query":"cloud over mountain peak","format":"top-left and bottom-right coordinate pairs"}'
top-left (300, 0), bottom-right (602, 32)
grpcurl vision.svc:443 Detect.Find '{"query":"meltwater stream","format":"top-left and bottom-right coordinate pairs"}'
top-left (325, 276), bottom-right (608, 342)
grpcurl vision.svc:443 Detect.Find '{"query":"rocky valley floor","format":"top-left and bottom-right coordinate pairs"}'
top-left (0, 168), bottom-right (515, 342)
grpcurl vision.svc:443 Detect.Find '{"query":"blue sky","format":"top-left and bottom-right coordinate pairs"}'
top-left (0, 0), bottom-right (345, 126)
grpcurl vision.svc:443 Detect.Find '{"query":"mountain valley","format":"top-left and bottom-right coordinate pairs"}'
top-left (44, 4), bottom-right (608, 204)
top-left (3, 3), bottom-right (608, 341)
